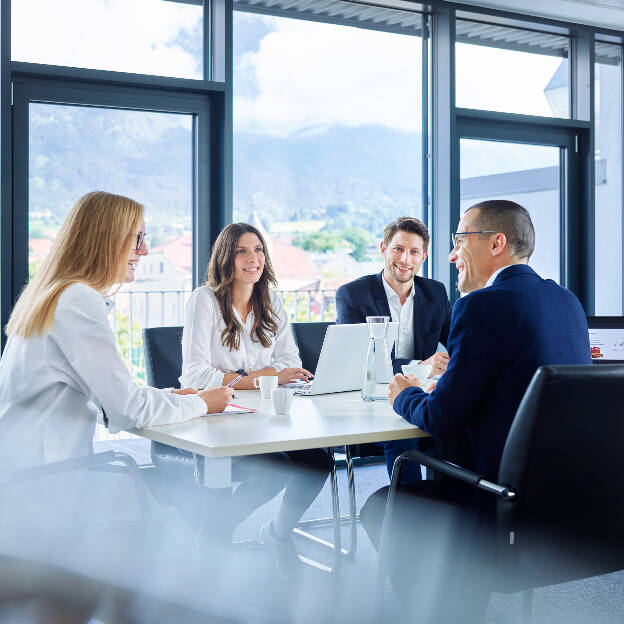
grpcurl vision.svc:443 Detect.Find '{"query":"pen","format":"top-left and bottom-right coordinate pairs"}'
top-left (226, 368), bottom-right (248, 388)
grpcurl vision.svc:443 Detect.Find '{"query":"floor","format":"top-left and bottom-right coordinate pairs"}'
top-left (93, 439), bottom-right (624, 624)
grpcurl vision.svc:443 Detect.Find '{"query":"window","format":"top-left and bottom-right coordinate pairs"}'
top-left (456, 20), bottom-right (570, 118)
top-left (460, 139), bottom-right (561, 283)
top-left (12, 0), bottom-right (204, 79)
top-left (26, 101), bottom-right (195, 382)
top-left (233, 4), bottom-right (426, 320)
top-left (594, 41), bottom-right (623, 314)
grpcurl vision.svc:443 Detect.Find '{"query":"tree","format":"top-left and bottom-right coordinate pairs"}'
top-left (113, 311), bottom-right (146, 384)
top-left (292, 230), bottom-right (344, 254)
top-left (342, 226), bottom-right (374, 262)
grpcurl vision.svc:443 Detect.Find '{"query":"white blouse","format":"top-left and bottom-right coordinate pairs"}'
top-left (0, 283), bottom-right (207, 474)
top-left (180, 286), bottom-right (301, 389)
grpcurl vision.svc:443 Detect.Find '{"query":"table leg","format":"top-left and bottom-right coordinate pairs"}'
top-left (192, 453), bottom-right (232, 488)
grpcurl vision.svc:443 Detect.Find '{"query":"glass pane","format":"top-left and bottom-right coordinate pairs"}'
top-left (460, 139), bottom-right (560, 283)
top-left (233, 11), bottom-right (423, 321)
top-left (456, 20), bottom-right (569, 118)
top-left (29, 104), bottom-right (194, 405)
top-left (595, 42), bottom-right (623, 315)
top-left (12, 0), bottom-right (203, 79)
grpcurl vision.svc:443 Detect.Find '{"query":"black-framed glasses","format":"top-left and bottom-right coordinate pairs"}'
top-left (135, 232), bottom-right (146, 251)
top-left (451, 231), bottom-right (498, 248)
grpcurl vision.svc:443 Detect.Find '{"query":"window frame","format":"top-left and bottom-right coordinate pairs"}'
top-left (0, 0), bottom-right (228, 349)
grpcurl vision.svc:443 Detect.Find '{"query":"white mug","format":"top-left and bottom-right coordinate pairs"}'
top-left (253, 375), bottom-right (278, 399)
top-left (272, 388), bottom-right (293, 415)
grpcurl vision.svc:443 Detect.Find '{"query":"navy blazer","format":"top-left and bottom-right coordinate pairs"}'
top-left (335, 271), bottom-right (452, 373)
top-left (394, 265), bottom-right (591, 481)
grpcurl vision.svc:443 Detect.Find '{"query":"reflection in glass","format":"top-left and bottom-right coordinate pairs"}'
top-left (460, 139), bottom-right (560, 284)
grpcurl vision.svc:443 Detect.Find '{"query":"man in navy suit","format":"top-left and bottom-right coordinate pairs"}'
top-left (336, 217), bottom-right (453, 482)
top-left (360, 200), bottom-right (591, 623)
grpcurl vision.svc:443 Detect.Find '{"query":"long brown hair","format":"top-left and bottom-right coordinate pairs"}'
top-left (207, 223), bottom-right (279, 351)
top-left (6, 191), bottom-right (142, 338)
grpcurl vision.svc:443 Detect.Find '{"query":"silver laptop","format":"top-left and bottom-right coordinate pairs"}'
top-left (289, 322), bottom-right (398, 396)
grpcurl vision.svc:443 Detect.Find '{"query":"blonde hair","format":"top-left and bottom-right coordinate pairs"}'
top-left (6, 191), bottom-right (143, 338)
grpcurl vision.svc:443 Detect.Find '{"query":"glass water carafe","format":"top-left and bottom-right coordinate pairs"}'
top-left (361, 316), bottom-right (393, 402)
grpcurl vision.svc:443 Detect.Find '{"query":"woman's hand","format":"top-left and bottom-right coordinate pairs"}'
top-left (198, 386), bottom-right (235, 413)
top-left (277, 367), bottom-right (314, 385)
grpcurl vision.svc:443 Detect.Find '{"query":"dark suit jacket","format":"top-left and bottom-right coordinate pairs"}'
top-left (335, 271), bottom-right (452, 373)
top-left (394, 265), bottom-right (591, 481)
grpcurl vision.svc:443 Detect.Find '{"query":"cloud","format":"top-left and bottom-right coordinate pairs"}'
top-left (234, 16), bottom-right (423, 135)
top-left (12, 0), bottom-right (202, 79)
top-left (234, 14), bottom-right (565, 136)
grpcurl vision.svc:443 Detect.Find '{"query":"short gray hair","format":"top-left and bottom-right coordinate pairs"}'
top-left (466, 200), bottom-right (535, 260)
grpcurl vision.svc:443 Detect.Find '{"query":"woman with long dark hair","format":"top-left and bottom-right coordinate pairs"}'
top-left (180, 222), bottom-right (332, 569)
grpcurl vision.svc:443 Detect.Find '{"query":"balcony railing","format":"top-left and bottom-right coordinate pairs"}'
top-left (108, 288), bottom-right (337, 380)
top-left (96, 287), bottom-right (336, 443)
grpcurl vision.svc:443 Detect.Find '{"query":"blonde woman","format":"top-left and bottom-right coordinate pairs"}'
top-left (0, 191), bottom-right (233, 474)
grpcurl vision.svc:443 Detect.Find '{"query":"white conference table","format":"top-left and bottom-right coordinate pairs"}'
top-left (131, 390), bottom-right (428, 488)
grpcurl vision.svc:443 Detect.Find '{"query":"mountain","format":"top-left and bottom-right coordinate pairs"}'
top-left (29, 104), bottom-right (422, 236)
top-left (233, 124), bottom-right (422, 232)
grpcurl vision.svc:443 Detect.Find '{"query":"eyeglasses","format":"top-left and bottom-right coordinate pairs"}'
top-left (135, 232), bottom-right (146, 251)
top-left (451, 231), bottom-right (497, 248)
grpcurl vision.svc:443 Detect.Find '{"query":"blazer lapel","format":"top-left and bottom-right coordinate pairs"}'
top-left (373, 272), bottom-right (392, 317)
top-left (411, 279), bottom-right (426, 360)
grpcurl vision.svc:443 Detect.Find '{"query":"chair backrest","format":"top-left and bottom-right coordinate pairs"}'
top-left (497, 364), bottom-right (624, 587)
top-left (290, 322), bottom-right (334, 374)
top-left (142, 326), bottom-right (184, 389)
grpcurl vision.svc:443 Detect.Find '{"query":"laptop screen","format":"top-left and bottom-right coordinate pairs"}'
top-left (587, 317), bottom-right (624, 363)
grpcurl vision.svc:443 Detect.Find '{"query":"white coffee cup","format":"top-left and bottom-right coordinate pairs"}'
top-left (272, 388), bottom-right (293, 415)
top-left (401, 362), bottom-right (433, 385)
top-left (253, 375), bottom-right (278, 399)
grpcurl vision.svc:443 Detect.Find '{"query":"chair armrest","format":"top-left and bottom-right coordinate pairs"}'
top-left (390, 450), bottom-right (516, 500)
top-left (2, 451), bottom-right (140, 484)
top-left (1, 451), bottom-right (150, 521)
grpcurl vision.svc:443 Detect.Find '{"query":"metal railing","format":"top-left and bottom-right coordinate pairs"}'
top-left (96, 287), bottom-right (337, 442)
top-left (108, 288), bottom-right (338, 379)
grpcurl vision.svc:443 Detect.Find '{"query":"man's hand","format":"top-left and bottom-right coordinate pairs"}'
top-left (388, 373), bottom-right (422, 407)
top-left (421, 352), bottom-right (449, 377)
top-left (171, 387), bottom-right (198, 395)
top-left (198, 387), bottom-right (235, 413)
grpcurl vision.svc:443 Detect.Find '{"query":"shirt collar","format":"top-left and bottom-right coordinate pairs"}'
top-left (485, 265), bottom-right (513, 288)
top-left (382, 271), bottom-right (415, 301)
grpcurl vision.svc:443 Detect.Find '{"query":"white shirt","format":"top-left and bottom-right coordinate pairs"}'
top-left (381, 273), bottom-right (415, 360)
top-left (0, 283), bottom-right (207, 474)
top-left (179, 286), bottom-right (301, 389)
top-left (485, 265), bottom-right (514, 288)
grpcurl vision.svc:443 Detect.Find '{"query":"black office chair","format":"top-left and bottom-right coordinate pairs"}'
top-left (377, 364), bottom-right (624, 623)
top-left (142, 327), bottom-right (195, 478)
top-left (143, 326), bottom-right (184, 390)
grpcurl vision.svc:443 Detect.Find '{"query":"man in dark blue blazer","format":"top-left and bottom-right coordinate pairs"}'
top-left (336, 217), bottom-right (453, 483)
top-left (360, 200), bottom-right (591, 623)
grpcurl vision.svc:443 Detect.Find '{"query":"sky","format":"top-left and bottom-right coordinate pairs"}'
top-left (13, 2), bottom-right (568, 178)
top-left (12, 0), bottom-right (203, 79)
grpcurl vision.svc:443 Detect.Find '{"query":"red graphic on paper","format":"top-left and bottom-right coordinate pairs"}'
top-left (590, 346), bottom-right (604, 359)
